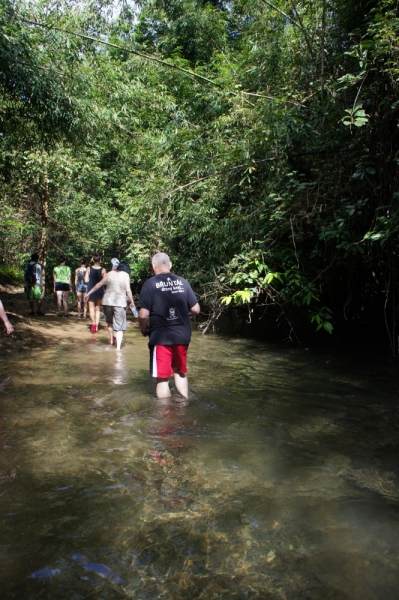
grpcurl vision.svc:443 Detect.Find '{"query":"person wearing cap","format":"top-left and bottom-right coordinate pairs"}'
top-left (137, 252), bottom-right (200, 399)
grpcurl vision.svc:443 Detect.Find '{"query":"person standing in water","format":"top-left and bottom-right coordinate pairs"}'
top-left (75, 258), bottom-right (88, 319)
top-left (85, 261), bottom-right (135, 349)
top-left (137, 252), bottom-right (200, 399)
top-left (53, 256), bottom-right (72, 318)
top-left (85, 254), bottom-right (106, 333)
top-left (24, 253), bottom-right (44, 316)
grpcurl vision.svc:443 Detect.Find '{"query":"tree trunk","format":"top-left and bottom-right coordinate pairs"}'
top-left (38, 163), bottom-right (49, 294)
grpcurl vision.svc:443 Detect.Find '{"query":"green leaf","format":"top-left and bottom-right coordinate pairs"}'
top-left (233, 290), bottom-right (251, 303)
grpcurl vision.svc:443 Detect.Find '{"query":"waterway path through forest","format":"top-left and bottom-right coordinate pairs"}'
top-left (0, 322), bottom-right (398, 599)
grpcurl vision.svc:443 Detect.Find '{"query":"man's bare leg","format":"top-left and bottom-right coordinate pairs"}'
top-left (173, 371), bottom-right (188, 398)
top-left (107, 324), bottom-right (114, 344)
top-left (156, 378), bottom-right (171, 398)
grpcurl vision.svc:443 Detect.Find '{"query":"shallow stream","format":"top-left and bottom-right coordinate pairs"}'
top-left (0, 328), bottom-right (398, 599)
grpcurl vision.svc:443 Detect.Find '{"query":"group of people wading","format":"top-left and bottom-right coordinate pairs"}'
top-left (23, 253), bottom-right (136, 350)
top-left (1, 252), bottom-right (200, 398)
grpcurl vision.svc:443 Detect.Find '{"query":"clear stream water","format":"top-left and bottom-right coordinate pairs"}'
top-left (0, 326), bottom-right (398, 599)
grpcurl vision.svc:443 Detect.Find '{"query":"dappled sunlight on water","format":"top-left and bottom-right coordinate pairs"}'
top-left (0, 330), bottom-right (398, 599)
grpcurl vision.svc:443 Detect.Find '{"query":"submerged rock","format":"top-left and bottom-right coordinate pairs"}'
top-left (249, 516), bottom-right (260, 528)
top-left (71, 554), bottom-right (122, 583)
top-left (29, 567), bottom-right (61, 579)
top-left (71, 554), bottom-right (88, 565)
top-left (83, 562), bottom-right (122, 583)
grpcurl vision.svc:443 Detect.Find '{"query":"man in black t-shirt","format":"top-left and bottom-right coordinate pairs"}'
top-left (138, 253), bottom-right (200, 398)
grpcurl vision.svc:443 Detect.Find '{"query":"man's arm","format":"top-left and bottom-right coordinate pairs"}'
top-left (190, 302), bottom-right (200, 315)
top-left (138, 308), bottom-right (150, 336)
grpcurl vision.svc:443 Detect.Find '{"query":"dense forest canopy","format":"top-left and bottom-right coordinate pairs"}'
top-left (1, 0), bottom-right (398, 347)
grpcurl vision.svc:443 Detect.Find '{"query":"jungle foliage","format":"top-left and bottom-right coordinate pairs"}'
top-left (1, 0), bottom-right (398, 348)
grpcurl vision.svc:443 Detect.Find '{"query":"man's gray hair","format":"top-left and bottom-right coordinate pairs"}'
top-left (152, 252), bottom-right (171, 266)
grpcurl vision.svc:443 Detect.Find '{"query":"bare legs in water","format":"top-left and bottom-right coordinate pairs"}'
top-left (56, 291), bottom-right (69, 317)
top-left (76, 291), bottom-right (87, 319)
top-left (88, 299), bottom-right (101, 331)
top-left (107, 324), bottom-right (124, 350)
top-left (156, 371), bottom-right (188, 399)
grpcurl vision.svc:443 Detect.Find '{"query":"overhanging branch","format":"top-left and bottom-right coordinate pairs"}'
top-left (17, 17), bottom-right (315, 115)
top-left (20, 19), bottom-right (256, 106)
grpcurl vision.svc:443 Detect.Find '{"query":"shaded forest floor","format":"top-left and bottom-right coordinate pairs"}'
top-left (0, 285), bottom-right (139, 356)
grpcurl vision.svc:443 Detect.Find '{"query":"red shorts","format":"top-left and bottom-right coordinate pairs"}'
top-left (149, 345), bottom-right (188, 378)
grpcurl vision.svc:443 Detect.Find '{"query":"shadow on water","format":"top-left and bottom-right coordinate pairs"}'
top-left (0, 329), bottom-right (398, 599)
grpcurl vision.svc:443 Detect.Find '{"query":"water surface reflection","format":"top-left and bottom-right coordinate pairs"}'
top-left (0, 331), bottom-right (398, 599)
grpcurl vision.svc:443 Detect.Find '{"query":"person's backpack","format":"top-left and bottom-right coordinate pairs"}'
top-left (26, 263), bottom-right (37, 285)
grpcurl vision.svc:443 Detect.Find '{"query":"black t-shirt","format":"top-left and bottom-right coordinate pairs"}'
top-left (138, 273), bottom-right (198, 346)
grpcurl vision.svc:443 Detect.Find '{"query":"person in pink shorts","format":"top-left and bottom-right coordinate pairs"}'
top-left (138, 253), bottom-right (200, 399)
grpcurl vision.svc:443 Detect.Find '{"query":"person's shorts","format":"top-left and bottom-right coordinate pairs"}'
top-left (149, 344), bottom-right (188, 378)
top-left (76, 284), bottom-right (88, 293)
top-left (103, 305), bottom-right (127, 331)
top-left (27, 285), bottom-right (43, 300)
top-left (55, 282), bottom-right (70, 292)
